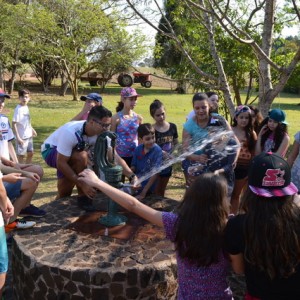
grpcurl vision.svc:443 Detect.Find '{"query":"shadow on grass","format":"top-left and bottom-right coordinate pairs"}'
top-left (32, 191), bottom-right (57, 201)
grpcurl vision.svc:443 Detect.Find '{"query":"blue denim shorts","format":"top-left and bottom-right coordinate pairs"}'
top-left (0, 226), bottom-right (8, 274)
top-left (4, 180), bottom-right (22, 202)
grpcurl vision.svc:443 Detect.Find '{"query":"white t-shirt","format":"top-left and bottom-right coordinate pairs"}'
top-left (43, 121), bottom-right (98, 157)
top-left (0, 170), bottom-right (4, 227)
top-left (0, 114), bottom-right (15, 160)
top-left (13, 104), bottom-right (32, 139)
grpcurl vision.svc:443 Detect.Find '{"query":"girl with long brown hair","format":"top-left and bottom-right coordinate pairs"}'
top-left (230, 105), bottom-right (257, 214)
top-left (78, 170), bottom-right (233, 299)
top-left (225, 152), bottom-right (300, 299)
top-left (255, 109), bottom-right (289, 157)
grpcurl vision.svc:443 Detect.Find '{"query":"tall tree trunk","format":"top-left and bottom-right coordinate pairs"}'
top-left (232, 78), bottom-right (241, 105)
top-left (59, 72), bottom-right (68, 96)
top-left (258, 0), bottom-right (276, 116)
top-left (201, 2), bottom-right (235, 117)
top-left (8, 65), bottom-right (17, 94)
top-left (71, 77), bottom-right (79, 101)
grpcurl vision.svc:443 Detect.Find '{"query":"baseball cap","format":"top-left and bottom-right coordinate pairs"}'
top-left (80, 93), bottom-right (102, 103)
top-left (192, 92), bottom-right (208, 102)
top-left (0, 89), bottom-right (10, 99)
top-left (268, 109), bottom-right (287, 124)
top-left (248, 152), bottom-right (298, 197)
top-left (120, 87), bottom-right (142, 98)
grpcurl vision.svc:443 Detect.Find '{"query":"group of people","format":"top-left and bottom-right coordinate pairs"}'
top-left (0, 88), bottom-right (46, 297)
top-left (40, 87), bottom-right (179, 211)
top-left (0, 88), bottom-right (45, 231)
top-left (0, 85), bottom-right (300, 299)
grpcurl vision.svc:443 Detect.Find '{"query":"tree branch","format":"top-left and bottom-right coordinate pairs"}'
top-left (291, 0), bottom-right (300, 22)
top-left (125, 0), bottom-right (219, 83)
top-left (186, 0), bottom-right (282, 72)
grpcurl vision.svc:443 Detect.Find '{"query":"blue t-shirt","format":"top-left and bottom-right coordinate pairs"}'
top-left (183, 116), bottom-right (223, 155)
top-left (132, 143), bottom-right (162, 191)
top-left (183, 118), bottom-right (208, 155)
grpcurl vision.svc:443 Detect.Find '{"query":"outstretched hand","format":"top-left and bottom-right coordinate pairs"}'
top-left (78, 169), bottom-right (100, 187)
top-left (77, 169), bottom-right (99, 198)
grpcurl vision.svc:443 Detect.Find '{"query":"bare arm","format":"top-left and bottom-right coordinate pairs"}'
top-left (71, 102), bottom-right (91, 121)
top-left (8, 141), bottom-right (18, 163)
top-left (255, 125), bottom-right (268, 155)
top-left (110, 114), bottom-right (120, 132)
top-left (0, 179), bottom-right (14, 223)
top-left (287, 140), bottom-right (300, 167)
top-left (255, 137), bottom-right (262, 155)
top-left (274, 134), bottom-right (290, 157)
top-left (182, 129), bottom-right (207, 163)
top-left (0, 162), bottom-right (39, 182)
top-left (0, 179), bottom-right (8, 213)
top-left (12, 121), bottom-right (23, 145)
top-left (78, 169), bottom-right (163, 227)
top-left (182, 128), bottom-right (191, 152)
top-left (229, 253), bottom-right (245, 275)
top-left (136, 174), bottom-right (159, 201)
top-left (32, 127), bottom-right (37, 137)
top-left (138, 114), bottom-right (143, 125)
top-left (251, 131), bottom-right (258, 157)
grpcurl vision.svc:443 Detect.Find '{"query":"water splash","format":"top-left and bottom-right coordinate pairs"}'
top-left (134, 128), bottom-right (240, 187)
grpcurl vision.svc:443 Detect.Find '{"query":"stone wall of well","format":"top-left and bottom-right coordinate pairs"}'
top-left (12, 195), bottom-right (178, 299)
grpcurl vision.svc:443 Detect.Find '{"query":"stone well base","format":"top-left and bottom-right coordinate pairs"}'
top-left (12, 194), bottom-right (178, 299)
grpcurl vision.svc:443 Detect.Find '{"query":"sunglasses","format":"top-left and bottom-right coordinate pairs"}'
top-left (92, 119), bottom-right (111, 128)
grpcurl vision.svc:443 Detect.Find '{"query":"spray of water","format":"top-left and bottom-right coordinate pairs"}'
top-left (133, 128), bottom-right (240, 187)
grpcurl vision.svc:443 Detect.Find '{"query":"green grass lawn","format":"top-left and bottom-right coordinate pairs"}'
top-left (3, 83), bottom-right (300, 203)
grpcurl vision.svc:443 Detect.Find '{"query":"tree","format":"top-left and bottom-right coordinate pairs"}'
top-left (38, 0), bottom-right (147, 99)
top-left (0, 0), bottom-right (146, 99)
top-left (90, 28), bottom-right (146, 91)
top-left (123, 0), bottom-right (300, 117)
top-left (154, 0), bottom-right (257, 101)
top-left (0, 0), bottom-right (61, 92)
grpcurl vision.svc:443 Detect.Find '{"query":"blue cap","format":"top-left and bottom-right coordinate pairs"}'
top-left (80, 93), bottom-right (102, 103)
top-left (268, 109), bottom-right (287, 124)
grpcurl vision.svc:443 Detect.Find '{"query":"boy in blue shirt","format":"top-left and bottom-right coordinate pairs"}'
top-left (131, 124), bottom-right (162, 200)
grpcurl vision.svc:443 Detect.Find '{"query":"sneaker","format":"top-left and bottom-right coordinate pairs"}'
top-left (77, 196), bottom-right (97, 212)
top-left (19, 204), bottom-right (46, 218)
top-left (5, 219), bottom-right (36, 232)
